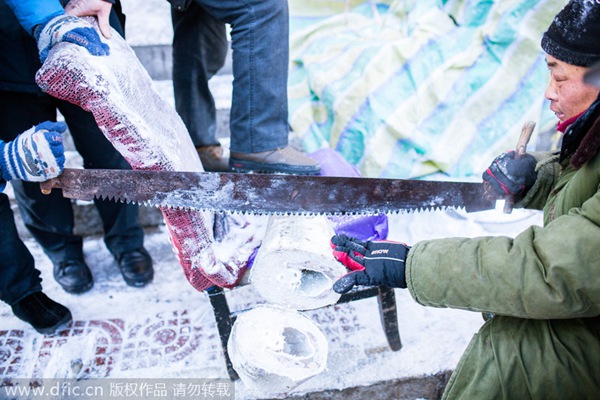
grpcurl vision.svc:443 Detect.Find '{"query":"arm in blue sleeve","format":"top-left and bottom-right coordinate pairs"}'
top-left (3, 0), bottom-right (65, 35)
top-left (0, 140), bottom-right (6, 192)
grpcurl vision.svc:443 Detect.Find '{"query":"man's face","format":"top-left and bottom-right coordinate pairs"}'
top-left (545, 54), bottom-right (600, 123)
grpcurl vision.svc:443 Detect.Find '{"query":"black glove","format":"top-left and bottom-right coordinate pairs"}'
top-left (330, 234), bottom-right (409, 294)
top-left (482, 151), bottom-right (537, 198)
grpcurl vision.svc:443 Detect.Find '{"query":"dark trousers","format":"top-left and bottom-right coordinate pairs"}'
top-left (0, 91), bottom-right (144, 265)
top-left (172, 3), bottom-right (228, 148)
top-left (0, 193), bottom-right (41, 306)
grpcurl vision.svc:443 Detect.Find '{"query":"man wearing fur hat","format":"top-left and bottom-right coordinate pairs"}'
top-left (330, 0), bottom-right (600, 398)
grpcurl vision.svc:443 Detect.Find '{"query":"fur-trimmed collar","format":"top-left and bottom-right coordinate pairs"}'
top-left (560, 95), bottom-right (600, 169)
top-left (571, 114), bottom-right (600, 168)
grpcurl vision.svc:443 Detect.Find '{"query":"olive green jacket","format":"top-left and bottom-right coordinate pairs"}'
top-left (405, 150), bottom-right (600, 399)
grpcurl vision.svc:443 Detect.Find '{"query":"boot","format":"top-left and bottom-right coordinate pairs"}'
top-left (116, 248), bottom-right (154, 287)
top-left (12, 292), bottom-right (72, 335)
top-left (197, 145), bottom-right (232, 172)
top-left (53, 259), bottom-right (93, 294)
top-left (229, 146), bottom-right (320, 175)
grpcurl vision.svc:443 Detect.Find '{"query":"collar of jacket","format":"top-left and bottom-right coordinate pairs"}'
top-left (571, 115), bottom-right (600, 169)
top-left (560, 94), bottom-right (600, 168)
top-left (557, 113), bottom-right (583, 133)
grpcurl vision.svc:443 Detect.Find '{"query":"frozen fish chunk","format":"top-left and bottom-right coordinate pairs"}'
top-left (228, 305), bottom-right (328, 398)
top-left (250, 216), bottom-right (346, 310)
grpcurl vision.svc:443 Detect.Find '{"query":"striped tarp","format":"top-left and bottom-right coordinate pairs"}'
top-left (288, 0), bottom-right (566, 180)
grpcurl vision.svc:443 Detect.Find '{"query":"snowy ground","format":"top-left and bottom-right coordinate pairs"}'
top-left (0, 204), bottom-right (543, 399)
top-left (0, 2), bottom-right (548, 399)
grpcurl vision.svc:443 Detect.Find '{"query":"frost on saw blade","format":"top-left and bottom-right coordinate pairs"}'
top-left (34, 17), bottom-right (250, 291)
top-left (97, 188), bottom-right (467, 216)
top-left (250, 215), bottom-right (346, 310)
top-left (227, 305), bottom-right (328, 398)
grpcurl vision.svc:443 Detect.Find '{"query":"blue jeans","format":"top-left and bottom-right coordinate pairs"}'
top-left (0, 193), bottom-right (42, 306)
top-left (171, 0), bottom-right (290, 153)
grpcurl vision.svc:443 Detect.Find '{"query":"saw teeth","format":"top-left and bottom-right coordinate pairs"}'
top-left (110, 195), bottom-right (464, 216)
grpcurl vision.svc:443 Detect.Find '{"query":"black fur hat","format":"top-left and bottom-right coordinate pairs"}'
top-left (541, 0), bottom-right (600, 67)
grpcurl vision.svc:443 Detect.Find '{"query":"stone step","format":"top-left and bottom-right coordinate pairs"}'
top-left (131, 43), bottom-right (233, 80)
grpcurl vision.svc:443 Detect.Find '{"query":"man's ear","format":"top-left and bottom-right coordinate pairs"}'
top-left (584, 61), bottom-right (600, 88)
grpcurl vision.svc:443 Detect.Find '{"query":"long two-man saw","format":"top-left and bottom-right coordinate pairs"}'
top-left (40, 168), bottom-right (496, 216)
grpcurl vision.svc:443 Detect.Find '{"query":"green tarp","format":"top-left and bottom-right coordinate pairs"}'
top-left (288, 0), bottom-right (566, 179)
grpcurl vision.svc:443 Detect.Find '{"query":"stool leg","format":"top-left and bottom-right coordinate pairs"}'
top-left (206, 287), bottom-right (240, 380)
top-left (377, 286), bottom-right (402, 351)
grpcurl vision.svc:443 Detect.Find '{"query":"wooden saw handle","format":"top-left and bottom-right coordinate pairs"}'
top-left (503, 120), bottom-right (536, 214)
top-left (40, 177), bottom-right (62, 195)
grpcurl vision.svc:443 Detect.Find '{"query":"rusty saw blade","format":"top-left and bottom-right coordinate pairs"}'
top-left (40, 168), bottom-right (496, 215)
